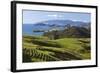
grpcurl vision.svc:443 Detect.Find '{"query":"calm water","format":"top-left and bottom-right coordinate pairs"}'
top-left (22, 24), bottom-right (50, 36)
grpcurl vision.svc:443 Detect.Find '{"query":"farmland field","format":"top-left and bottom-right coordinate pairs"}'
top-left (22, 35), bottom-right (91, 62)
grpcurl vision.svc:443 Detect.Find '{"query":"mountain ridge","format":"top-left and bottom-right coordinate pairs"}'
top-left (33, 19), bottom-right (90, 28)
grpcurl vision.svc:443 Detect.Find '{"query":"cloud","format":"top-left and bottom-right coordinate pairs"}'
top-left (47, 14), bottom-right (64, 19)
top-left (47, 14), bottom-right (58, 17)
top-left (72, 19), bottom-right (78, 21)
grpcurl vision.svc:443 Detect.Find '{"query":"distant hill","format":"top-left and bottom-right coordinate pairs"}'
top-left (61, 26), bottom-right (90, 38)
top-left (43, 26), bottom-right (90, 39)
top-left (34, 20), bottom-right (90, 28)
top-left (23, 20), bottom-right (90, 36)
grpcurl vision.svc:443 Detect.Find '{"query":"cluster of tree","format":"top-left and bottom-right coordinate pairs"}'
top-left (43, 24), bottom-right (90, 40)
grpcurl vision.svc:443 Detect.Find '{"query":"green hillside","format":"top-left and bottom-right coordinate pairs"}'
top-left (23, 35), bottom-right (91, 62)
top-left (43, 26), bottom-right (90, 39)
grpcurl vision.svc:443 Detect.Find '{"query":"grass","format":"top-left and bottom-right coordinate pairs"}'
top-left (22, 35), bottom-right (91, 62)
top-left (54, 38), bottom-right (83, 51)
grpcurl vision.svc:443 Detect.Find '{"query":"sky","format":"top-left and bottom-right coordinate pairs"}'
top-left (23, 10), bottom-right (91, 24)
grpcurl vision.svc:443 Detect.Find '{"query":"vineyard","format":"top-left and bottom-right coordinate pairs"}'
top-left (22, 35), bottom-right (91, 62)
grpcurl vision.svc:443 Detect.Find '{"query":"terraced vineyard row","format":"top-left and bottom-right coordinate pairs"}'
top-left (23, 47), bottom-right (83, 62)
top-left (23, 48), bottom-right (61, 62)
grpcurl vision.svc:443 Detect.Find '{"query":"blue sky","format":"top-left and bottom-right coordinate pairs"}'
top-left (23, 10), bottom-right (91, 24)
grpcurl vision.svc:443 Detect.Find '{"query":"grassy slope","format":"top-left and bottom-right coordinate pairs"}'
top-left (54, 38), bottom-right (91, 59)
top-left (23, 35), bottom-right (91, 62)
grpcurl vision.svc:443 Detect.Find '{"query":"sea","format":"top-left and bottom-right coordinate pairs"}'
top-left (22, 24), bottom-right (50, 36)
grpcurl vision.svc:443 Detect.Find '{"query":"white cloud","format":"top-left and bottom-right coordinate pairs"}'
top-left (47, 14), bottom-right (58, 17)
top-left (72, 19), bottom-right (78, 21)
top-left (47, 14), bottom-right (64, 19)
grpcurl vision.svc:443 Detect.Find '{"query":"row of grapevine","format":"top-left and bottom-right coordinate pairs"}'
top-left (36, 47), bottom-right (82, 60)
top-left (23, 48), bottom-right (61, 62)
